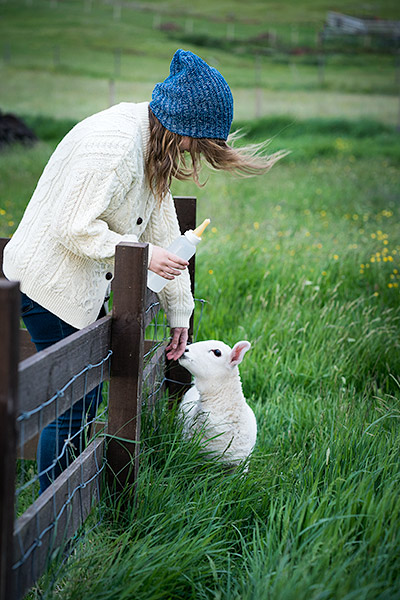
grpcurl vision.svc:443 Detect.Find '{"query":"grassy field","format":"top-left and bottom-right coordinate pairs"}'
top-left (3, 114), bottom-right (400, 600)
top-left (1, 0), bottom-right (400, 125)
top-left (1, 0), bottom-right (400, 598)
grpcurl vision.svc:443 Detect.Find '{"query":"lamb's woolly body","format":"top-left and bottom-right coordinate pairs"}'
top-left (178, 340), bottom-right (257, 467)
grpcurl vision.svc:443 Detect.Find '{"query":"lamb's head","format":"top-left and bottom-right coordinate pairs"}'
top-left (178, 340), bottom-right (251, 381)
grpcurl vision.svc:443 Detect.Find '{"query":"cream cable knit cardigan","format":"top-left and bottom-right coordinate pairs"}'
top-left (3, 102), bottom-right (194, 330)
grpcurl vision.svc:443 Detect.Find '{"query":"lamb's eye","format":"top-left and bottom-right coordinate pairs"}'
top-left (212, 349), bottom-right (222, 357)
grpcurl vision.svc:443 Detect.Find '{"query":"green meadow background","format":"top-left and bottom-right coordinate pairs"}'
top-left (1, 1), bottom-right (400, 598)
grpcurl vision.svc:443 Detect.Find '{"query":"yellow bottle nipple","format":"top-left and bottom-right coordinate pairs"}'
top-left (193, 218), bottom-right (211, 238)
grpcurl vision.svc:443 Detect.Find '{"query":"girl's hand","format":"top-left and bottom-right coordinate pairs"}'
top-left (149, 246), bottom-right (189, 280)
top-left (166, 327), bottom-right (189, 361)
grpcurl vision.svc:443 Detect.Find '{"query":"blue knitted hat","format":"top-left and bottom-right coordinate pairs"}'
top-left (150, 49), bottom-right (233, 140)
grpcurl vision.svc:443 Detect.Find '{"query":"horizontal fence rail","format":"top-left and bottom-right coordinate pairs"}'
top-left (0, 196), bottom-right (197, 600)
top-left (13, 436), bottom-right (105, 599)
top-left (18, 315), bottom-right (112, 448)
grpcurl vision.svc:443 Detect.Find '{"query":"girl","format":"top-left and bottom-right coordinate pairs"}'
top-left (3, 49), bottom-right (284, 491)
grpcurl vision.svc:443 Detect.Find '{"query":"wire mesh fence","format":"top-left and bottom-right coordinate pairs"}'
top-left (15, 349), bottom-right (112, 510)
top-left (143, 297), bottom-right (207, 409)
top-left (11, 319), bottom-right (113, 599)
top-left (0, 196), bottom-right (201, 600)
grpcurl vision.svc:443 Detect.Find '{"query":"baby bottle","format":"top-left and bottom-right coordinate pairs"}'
top-left (147, 218), bottom-right (210, 293)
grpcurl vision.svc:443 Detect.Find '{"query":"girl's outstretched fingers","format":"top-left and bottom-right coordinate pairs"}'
top-left (166, 327), bottom-right (189, 360)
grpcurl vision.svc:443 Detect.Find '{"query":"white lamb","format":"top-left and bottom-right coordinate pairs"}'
top-left (178, 340), bottom-right (257, 470)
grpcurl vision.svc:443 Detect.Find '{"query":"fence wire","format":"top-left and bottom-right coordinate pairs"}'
top-left (142, 297), bottom-right (207, 407)
top-left (13, 348), bottom-right (112, 599)
top-left (12, 295), bottom-right (206, 598)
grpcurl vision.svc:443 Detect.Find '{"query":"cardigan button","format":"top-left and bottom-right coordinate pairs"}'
top-left (105, 272), bottom-right (113, 280)
top-left (136, 217), bottom-right (143, 225)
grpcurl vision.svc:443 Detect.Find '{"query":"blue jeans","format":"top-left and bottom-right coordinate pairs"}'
top-left (20, 293), bottom-right (103, 493)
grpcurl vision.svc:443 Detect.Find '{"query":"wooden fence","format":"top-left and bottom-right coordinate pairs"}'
top-left (0, 196), bottom-right (196, 600)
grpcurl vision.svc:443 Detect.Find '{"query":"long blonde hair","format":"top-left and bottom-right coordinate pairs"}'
top-left (145, 106), bottom-right (288, 202)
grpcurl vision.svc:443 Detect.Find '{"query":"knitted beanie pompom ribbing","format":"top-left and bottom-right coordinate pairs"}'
top-left (149, 49), bottom-right (234, 140)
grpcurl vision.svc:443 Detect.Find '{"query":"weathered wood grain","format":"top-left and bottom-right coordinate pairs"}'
top-left (107, 242), bottom-right (148, 492)
top-left (0, 280), bottom-right (19, 600)
top-left (13, 436), bottom-right (104, 600)
top-left (19, 328), bottom-right (36, 361)
top-left (17, 316), bottom-right (112, 446)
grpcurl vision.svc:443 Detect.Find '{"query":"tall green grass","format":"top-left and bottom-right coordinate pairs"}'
top-left (29, 387), bottom-right (400, 599)
top-left (12, 115), bottom-right (400, 599)
top-left (2, 2), bottom-right (400, 596)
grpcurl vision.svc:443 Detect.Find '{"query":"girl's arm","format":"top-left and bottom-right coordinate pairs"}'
top-left (166, 327), bottom-right (189, 360)
top-left (141, 191), bottom-right (194, 330)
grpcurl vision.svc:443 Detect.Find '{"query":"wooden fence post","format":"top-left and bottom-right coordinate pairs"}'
top-left (0, 280), bottom-right (19, 600)
top-left (166, 197), bottom-right (197, 400)
top-left (107, 242), bottom-right (148, 493)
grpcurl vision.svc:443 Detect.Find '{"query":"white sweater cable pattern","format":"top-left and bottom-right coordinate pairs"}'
top-left (3, 102), bottom-right (194, 329)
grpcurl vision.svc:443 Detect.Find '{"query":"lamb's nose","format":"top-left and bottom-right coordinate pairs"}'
top-left (184, 347), bottom-right (190, 353)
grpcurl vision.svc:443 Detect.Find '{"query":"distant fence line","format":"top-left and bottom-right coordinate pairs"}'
top-left (7, 0), bottom-right (400, 46)
top-left (3, 32), bottom-right (400, 123)
top-left (0, 196), bottom-right (198, 600)
top-left (2, 1), bottom-right (399, 123)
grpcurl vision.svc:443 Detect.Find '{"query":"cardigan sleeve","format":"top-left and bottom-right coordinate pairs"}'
top-left (51, 166), bottom-right (138, 261)
top-left (141, 192), bottom-right (194, 329)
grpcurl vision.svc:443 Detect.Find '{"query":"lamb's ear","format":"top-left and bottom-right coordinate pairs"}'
top-left (229, 341), bottom-right (251, 367)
